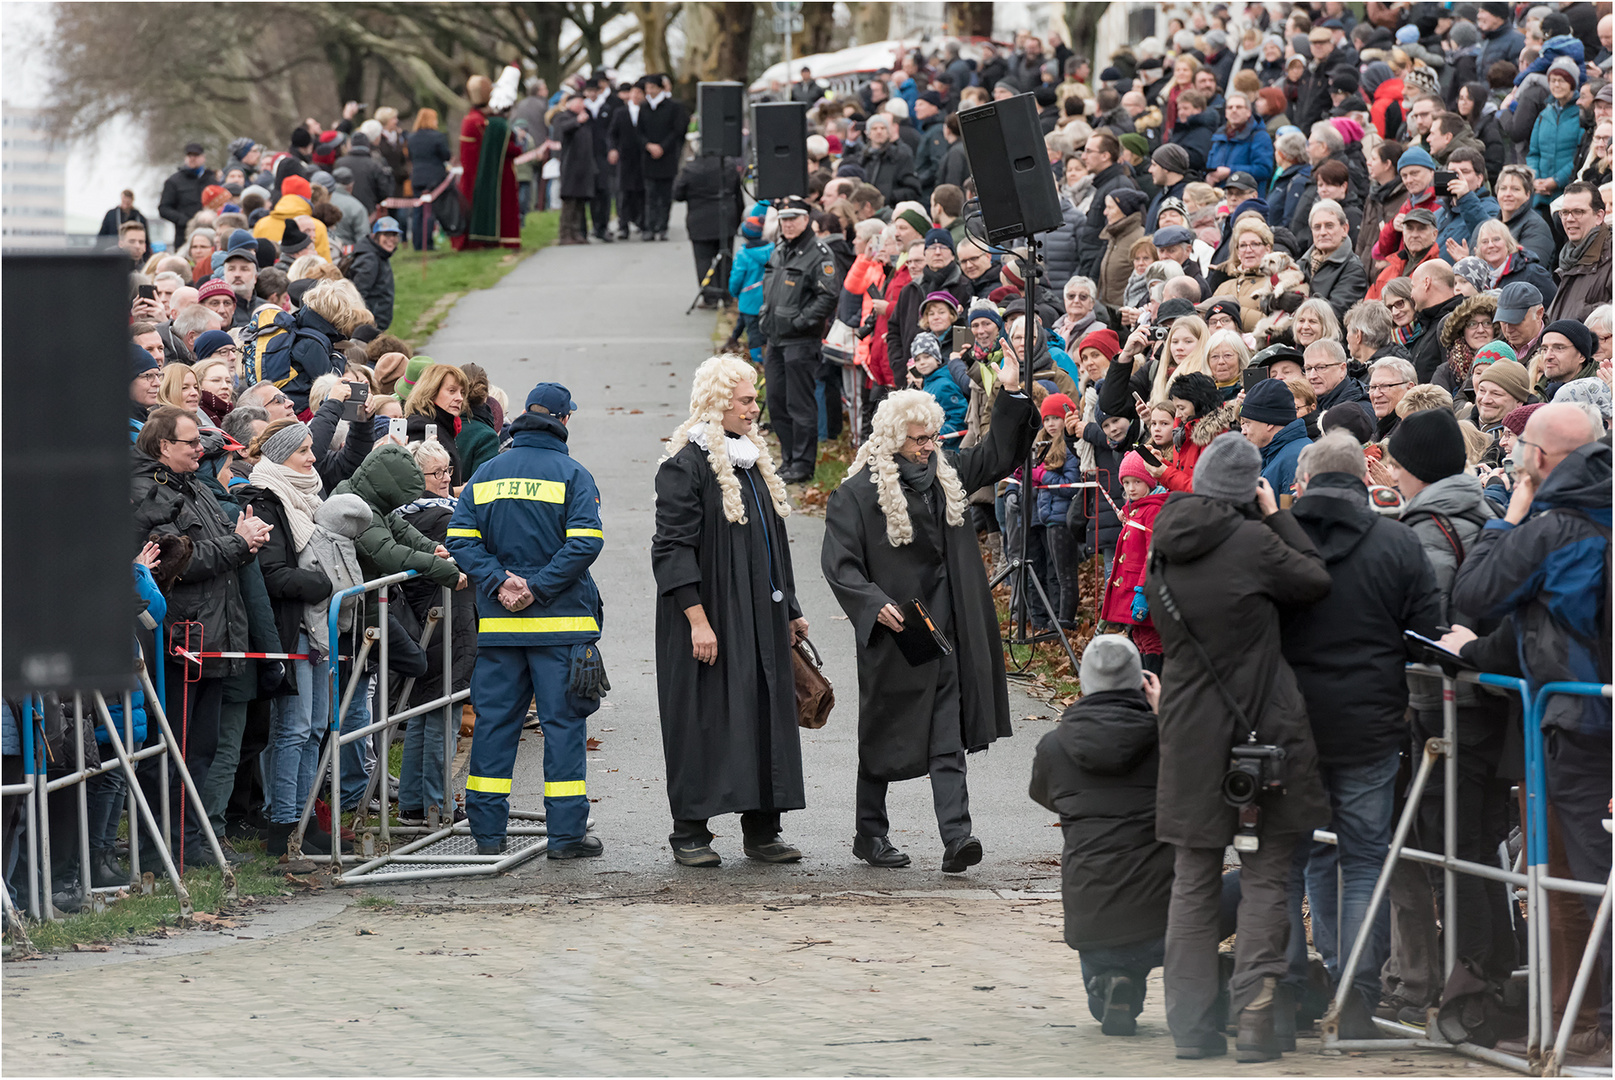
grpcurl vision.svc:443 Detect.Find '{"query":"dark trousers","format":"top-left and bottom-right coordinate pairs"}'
top-left (410, 205), bottom-right (434, 251)
top-left (856, 749), bottom-right (972, 845)
top-left (1082, 937), bottom-right (1167, 1020)
top-left (764, 341), bottom-right (821, 475)
top-left (1166, 836), bottom-right (1298, 1048)
top-left (586, 184), bottom-right (613, 238)
top-left (137, 670), bottom-right (223, 863)
top-left (1545, 728), bottom-right (1613, 1033)
top-left (559, 198), bottom-right (589, 242)
top-left (617, 186), bottom-right (645, 233)
top-left (1047, 521), bottom-right (1082, 625)
top-left (671, 811), bottom-right (782, 848)
top-left (645, 177), bottom-right (674, 234)
top-left (691, 237), bottom-right (733, 303)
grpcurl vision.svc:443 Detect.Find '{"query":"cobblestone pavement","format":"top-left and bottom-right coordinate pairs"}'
top-left (2, 895), bottom-right (1493, 1076)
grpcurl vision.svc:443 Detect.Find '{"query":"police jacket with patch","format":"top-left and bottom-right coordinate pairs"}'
top-left (446, 412), bottom-right (604, 648)
top-left (759, 230), bottom-right (841, 347)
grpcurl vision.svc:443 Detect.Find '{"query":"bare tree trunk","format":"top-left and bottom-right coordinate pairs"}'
top-left (848, 0), bottom-right (889, 46)
top-left (799, 1), bottom-right (835, 57)
top-left (628, 0), bottom-right (676, 78)
top-left (525, 1), bottom-right (568, 88)
top-left (1064, 2), bottom-right (1105, 67)
top-left (678, 1), bottom-right (755, 97)
top-left (944, 1), bottom-right (994, 39)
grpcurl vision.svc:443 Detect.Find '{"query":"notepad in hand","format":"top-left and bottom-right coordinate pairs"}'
top-left (887, 599), bottom-right (953, 666)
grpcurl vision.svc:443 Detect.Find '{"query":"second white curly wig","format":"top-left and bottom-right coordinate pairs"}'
top-left (845, 388), bottom-right (966, 546)
top-left (661, 354), bottom-right (791, 524)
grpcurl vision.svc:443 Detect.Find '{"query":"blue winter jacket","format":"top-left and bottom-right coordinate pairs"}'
top-left (1436, 187), bottom-right (1500, 263)
top-left (1513, 33), bottom-right (1586, 86)
top-left (1207, 121), bottom-right (1275, 192)
top-left (728, 239), bottom-right (776, 316)
top-left (921, 365), bottom-right (970, 437)
top-left (1035, 441), bottom-right (1086, 527)
top-left (102, 564), bottom-right (167, 747)
top-left (1528, 100), bottom-right (1585, 207)
top-left (1258, 418), bottom-right (1312, 498)
top-left (1267, 164), bottom-right (1311, 232)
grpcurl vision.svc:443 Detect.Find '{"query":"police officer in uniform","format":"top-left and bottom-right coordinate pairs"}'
top-left (760, 196), bottom-right (841, 484)
top-left (446, 383), bottom-right (609, 858)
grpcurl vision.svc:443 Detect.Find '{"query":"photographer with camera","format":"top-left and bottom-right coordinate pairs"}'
top-left (1280, 431), bottom-right (1444, 1037)
top-left (1143, 434), bottom-right (1332, 1062)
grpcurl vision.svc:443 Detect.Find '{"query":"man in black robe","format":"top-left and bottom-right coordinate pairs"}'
top-left (652, 356), bottom-right (810, 867)
top-left (821, 347), bottom-right (1036, 871)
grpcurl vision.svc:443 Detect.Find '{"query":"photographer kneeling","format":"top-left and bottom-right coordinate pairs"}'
top-left (1031, 635), bottom-right (1239, 1037)
top-left (1144, 434), bottom-right (1332, 1061)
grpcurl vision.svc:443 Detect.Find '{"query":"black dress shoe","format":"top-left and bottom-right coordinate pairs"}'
top-left (852, 834), bottom-right (911, 868)
top-left (743, 837), bottom-right (803, 863)
top-left (941, 835), bottom-right (983, 873)
top-left (548, 835), bottom-right (604, 860)
top-left (476, 838), bottom-right (508, 856)
top-left (672, 843), bottom-right (721, 867)
top-left (616, 229), bottom-right (630, 240)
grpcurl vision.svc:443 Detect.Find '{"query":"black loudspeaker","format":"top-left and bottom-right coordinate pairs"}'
top-left (3, 251), bottom-right (136, 695)
top-left (698, 81), bottom-right (745, 159)
top-left (958, 93), bottom-right (1065, 244)
top-left (752, 101), bottom-right (808, 199)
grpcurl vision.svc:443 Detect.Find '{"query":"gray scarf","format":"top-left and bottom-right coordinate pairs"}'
top-left (1559, 226), bottom-right (1602, 274)
top-left (897, 454), bottom-right (939, 516)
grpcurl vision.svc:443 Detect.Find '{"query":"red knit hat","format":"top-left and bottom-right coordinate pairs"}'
top-left (1040, 392), bottom-right (1076, 419)
top-left (201, 184), bottom-right (230, 211)
top-left (1077, 327), bottom-right (1121, 362)
top-left (197, 278), bottom-right (236, 305)
top-left (1502, 402), bottom-right (1545, 437)
top-left (281, 174), bottom-right (311, 200)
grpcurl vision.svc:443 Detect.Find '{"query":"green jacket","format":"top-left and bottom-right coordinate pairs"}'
top-left (332, 446), bottom-right (462, 606)
top-left (457, 415), bottom-right (501, 478)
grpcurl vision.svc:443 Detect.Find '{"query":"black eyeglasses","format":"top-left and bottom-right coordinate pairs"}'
top-left (164, 436), bottom-right (204, 449)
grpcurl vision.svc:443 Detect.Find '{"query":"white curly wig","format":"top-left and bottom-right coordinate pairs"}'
top-left (844, 389), bottom-right (967, 547)
top-left (661, 354), bottom-right (791, 524)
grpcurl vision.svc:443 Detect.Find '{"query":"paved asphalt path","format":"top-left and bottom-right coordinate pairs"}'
top-left (398, 210), bottom-right (1063, 900)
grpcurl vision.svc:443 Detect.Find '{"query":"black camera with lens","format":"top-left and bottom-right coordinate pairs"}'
top-left (1148, 324), bottom-right (1168, 342)
top-left (1221, 739), bottom-right (1287, 852)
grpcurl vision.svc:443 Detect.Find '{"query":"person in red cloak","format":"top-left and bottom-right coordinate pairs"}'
top-left (453, 69), bottom-right (522, 250)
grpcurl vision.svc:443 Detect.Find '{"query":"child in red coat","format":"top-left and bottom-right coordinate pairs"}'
top-left (1100, 451), bottom-right (1171, 673)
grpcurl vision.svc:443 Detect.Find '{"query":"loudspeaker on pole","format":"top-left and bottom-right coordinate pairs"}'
top-left (698, 81), bottom-right (745, 159)
top-left (958, 93), bottom-right (1065, 244)
top-left (752, 100), bottom-right (808, 200)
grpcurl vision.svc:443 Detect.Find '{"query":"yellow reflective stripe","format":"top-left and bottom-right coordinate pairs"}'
top-left (566, 528), bottom-right (603, 538)
top-left (446, 527), bottom-right (482, 538)
top-left (472, 478), bottom-right (566, 504)
top-left (466, 774), bottom-right (512, 794)
top-left (478, 616), bottom-right (601, 634)
top-left (544, 780), bottom-right (586, 798)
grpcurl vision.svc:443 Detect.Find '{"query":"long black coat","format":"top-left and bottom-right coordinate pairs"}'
top-left (551, 110), bottom-right (600, 201)
top-left (637, 96), bottom-right (689, 181)
top-left (1143, 494), bottom-right (1333, 847)
top-left (238, 486), bottom-right (333, 655)
top-left (1282, 476), bottom-right (1443, 768)
top-left (607, 104), bottom-right (645, 192)
top-left (822, 391), bottom-right (1037, 782)
top-left (671, 155), bottom-right (742, 242)
top-left (1030, 688), bottom-right (1175, 950)
top-left (652, 439), bottom-right (804, 821)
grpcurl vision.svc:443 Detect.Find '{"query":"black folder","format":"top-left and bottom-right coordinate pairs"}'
top-left (888, 599), bottom-right (953, 667)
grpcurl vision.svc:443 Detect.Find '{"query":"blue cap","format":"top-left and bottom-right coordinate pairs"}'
top-left (1152, 225), bottom-right (1196, 248)
top-left (192, 330), bottom-right (236, 362)
top-left (223, 227), bottom-right (257, 259)
top-left (1397, 147), bottom-right (1437, 172)
top-left (526, 382), bottom-right (577, 417)
top-left (372, 215), bottom-right (402, 234)
top-left (1395, 24), bottom-right (1421, 44)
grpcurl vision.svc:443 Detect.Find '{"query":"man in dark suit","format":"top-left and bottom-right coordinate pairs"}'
top-left (584, 74), bottom-right (618, 242)
top-left (637, 74), bottom-right (689, 241)
top-left (609, 81), bottom-right (647, 239)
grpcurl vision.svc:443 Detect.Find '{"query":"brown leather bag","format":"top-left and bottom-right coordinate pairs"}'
top-left (793, 638), bottom-right (834, 729)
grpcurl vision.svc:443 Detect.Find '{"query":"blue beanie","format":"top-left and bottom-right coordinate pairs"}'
top-left (1240, 376), bottom-right (1298, 426)
top-left (923, 227), bottom-right (955, 252)
top-left (192, 330), bottom-right (236, 362)
top-left (130, 342), bottom-right (158, 377)
top-left (1397, 146), bottom-right (1437, 171)
top-left (967, 304), bottom-right (1004, 333)
top-left (1395, 24), bottom-right (1421, 44)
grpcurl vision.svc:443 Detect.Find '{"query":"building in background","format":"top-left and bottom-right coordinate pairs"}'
top-left (1, 104), bottom-right (67, 245)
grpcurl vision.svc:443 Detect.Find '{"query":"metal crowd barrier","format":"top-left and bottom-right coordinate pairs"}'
top-left (1316, 664), bottom-right (1612, 1077)
top-left (1, 636), bottom-right (237, 925)
top-left (286, 571), bottom-right (557, 885)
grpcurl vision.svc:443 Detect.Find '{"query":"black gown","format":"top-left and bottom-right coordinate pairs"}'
top-left (651, 437), bottom-right (804, 821)
top-left (820, 391), bottom-right (1038, 782)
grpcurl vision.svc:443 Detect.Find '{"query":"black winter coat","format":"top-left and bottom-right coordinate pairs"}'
top-left (1171, 109), bottom-right (1218, 174)
top-left (1282, 476), bottom-right (1443, 767)
top-left (1040, 194), bottom-right (1085, 294)
top-left (822, 391), bottom-right (1038, 781)
top-left (130, 454), bottom-right (253, 679)
top-left (1143, 495), bottom-right (1333, 847)
top-left (283, 305), bottom-right (348, 413)
top-left (937, 139), bottom-right (971, 190)
top-left (858, 140), bottom-right (922, 206)
top-left (306, 395), bottom-right (376, 496)
top-left (406, 130), bottom-right (452, 192)
top-left (405, 407), bottom-right (465, 487)
top-left (334, 147), bottom-right (394, 213)
top-left (1077, 162), bottom-right (1141, 279)
top-left (671, 155), bottom-right (742, 241)
top-left (1409, 293), bottom-right (1462, 384)
top-left (1302, 244), bottom-right (1369, 324)
top-left (158, 165), bottom-right (217, 232)
top-left (239, 486), bottom-right (333, 654)
top-left (346, 234), bottom-right (395, 331)
top-left (886, 261), bottom-right (971, 387)
top-left (1030, 688), bottom-right (1174, 950)
top-left (637, 96), bottom-right (689, 181)
top-left (551, 110), bottom-right (600, 200)
top-left (607, 105), bottom-right (645, 191)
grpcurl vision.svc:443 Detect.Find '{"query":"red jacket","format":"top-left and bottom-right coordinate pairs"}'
top-left (1367, 242), bottom-right (1441, 299)
top-left (1101, 491), bottom-right (1170, 624)
top-left (1372, 185), bottom-right (1441, 261)
top-left (1369, 77), bottom-right (1404, 139)
top-left (868, 262), bottom-right (911, 388)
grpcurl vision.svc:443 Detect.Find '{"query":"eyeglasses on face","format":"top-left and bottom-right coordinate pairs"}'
top-left (163, 436), bottom-right (204, 449)
top-left (904, 432), bottom-right (940, 448)
top-left (427, 467), bottom-right (454, 479)
top-left (1369, 380), bottom-right (1410, 393)
top-left (1304, 362), bottom-right (1343, 374)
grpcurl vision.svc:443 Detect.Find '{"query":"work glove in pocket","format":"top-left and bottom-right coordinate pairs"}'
top-left (568, 643), bottom-right (611, 701)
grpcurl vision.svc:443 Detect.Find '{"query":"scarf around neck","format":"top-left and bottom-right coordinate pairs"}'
top-left (249, 458), bottom-right (324, 551)
top-left (1560, 226), bottom-right (1601, 273)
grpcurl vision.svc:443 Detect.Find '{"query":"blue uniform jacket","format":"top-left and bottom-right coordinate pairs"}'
top-left (446, 412), bottom-right (604, 647)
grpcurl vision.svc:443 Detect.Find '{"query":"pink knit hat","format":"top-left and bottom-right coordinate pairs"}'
top-left (1119, 451), bottom-right (1155, 486)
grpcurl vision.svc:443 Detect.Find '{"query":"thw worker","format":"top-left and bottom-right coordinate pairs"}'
top-left (446, 383), bottom-right (608, 858)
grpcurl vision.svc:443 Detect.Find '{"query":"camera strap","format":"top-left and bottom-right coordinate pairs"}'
top-left (1149, 553), bottom-right (1261, 744)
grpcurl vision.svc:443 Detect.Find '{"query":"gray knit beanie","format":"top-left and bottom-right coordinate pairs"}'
top-left (260, 421), bottom-right (313, 465)
top-left (1192, 434), bottom-right (1263, 503)
top-left (1080, 634), bottom-right (1143, 695)
top-left (315, 493), bottom-right (372, 540)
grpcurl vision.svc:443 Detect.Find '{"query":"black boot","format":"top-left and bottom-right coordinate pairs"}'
top-left (1236, 977), bottom-right (1283, 1062)
top-left (266, 821), bottom-right (292, 857)
top-left (1274, 982), bottom-right (1297, 1051)
top-left (91, 849), bottom-right (125, 889)
top-left (1092, 973), bottom-right (1139, 1036)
